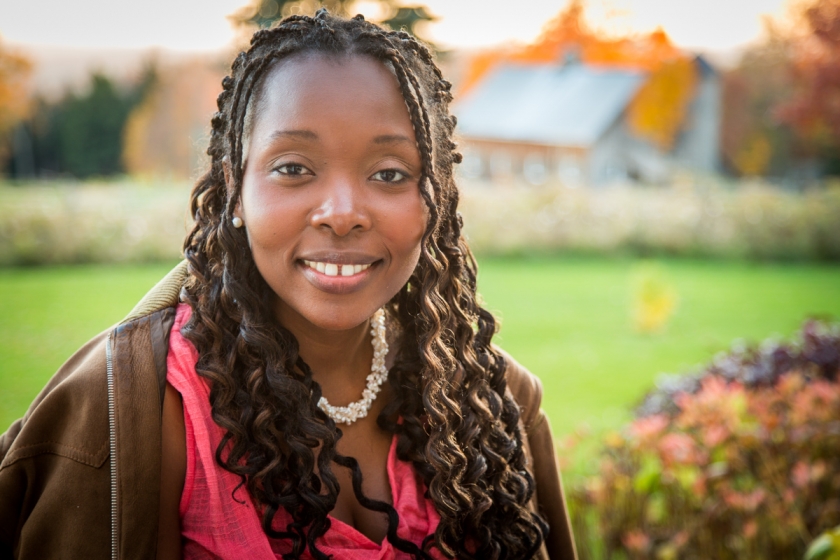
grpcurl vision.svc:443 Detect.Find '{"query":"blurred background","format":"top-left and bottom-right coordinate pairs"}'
top-left (2, 1), bottom-right (840, 558)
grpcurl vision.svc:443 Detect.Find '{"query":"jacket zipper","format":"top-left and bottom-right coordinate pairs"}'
top-left (106, 332), bottom-right (118, 560)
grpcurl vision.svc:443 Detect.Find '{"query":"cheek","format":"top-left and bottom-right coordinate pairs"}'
top-left (386, 192), bottom-right (428, 275)
top-left (242, 181), bottom-right (297, 243)
top-left (239, 183), bottom-right (304, 282)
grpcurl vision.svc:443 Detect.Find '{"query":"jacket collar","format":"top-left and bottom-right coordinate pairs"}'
top-left (122, 260), bottom-right (188, 325)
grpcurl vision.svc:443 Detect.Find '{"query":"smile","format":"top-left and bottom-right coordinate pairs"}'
top-left (302, 260), bottom-right (372, 277)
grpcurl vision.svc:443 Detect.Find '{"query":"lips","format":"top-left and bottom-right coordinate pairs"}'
top-left (297, 254), bottom-right (381, 295)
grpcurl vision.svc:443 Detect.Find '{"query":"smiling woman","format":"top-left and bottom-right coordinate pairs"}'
top-left (234, 54), bottom-right (426, 329)
top-left (0, 10), bottom-right (576, 560)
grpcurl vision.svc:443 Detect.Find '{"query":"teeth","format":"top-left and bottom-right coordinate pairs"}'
top-left (304, 261), bottom-right (372, 276)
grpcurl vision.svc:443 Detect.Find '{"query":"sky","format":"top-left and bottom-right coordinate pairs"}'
top-left (0, 0), bottom-right (792, 53)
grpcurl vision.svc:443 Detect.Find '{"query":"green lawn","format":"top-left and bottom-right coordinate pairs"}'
top-left (2, 257), bottom-right (840, 470)
top-left (0, 262), bottom-right (181, 428)
top-left (476, 256), bottom-right (840, 473)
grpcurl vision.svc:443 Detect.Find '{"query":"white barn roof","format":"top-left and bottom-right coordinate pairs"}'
top-left (453, 63), bottom-right (647, 148)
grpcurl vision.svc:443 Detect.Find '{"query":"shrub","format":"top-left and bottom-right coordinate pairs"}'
top-left (570, 321), bottom-right (840, 560)
top-left (637, 320), bottom-right (840, 417)
top-left (458, 178), bottom-right (840, 262)
top-left (0, 180), bottom-right (190, 265)
top-left (2, 177), bottom-right (840, 265)
top-left (806, 525), bottom-right (840, 560)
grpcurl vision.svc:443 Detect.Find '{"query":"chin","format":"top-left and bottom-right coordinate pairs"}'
top-left (276, 296), bottom-right (382, 333)
top-left (311, 312), bottom-right (372, 332)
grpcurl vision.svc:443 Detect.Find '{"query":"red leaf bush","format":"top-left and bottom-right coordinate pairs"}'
top-left (570, 321), bottom-right (840, 559)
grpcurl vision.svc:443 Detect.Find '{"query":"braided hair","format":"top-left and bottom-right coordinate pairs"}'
top-left (181, 9), bottom-right (548, 559)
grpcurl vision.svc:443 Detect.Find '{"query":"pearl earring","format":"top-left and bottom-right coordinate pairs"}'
top-left (232, 216), bottom-right (243, 228)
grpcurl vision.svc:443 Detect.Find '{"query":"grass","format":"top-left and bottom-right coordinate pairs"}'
top-left (2, 256), bottom-right (840, 472)
top-left (476, 255), bottom-right (840, 474)
top-left (0, 262), bottom-right (180, 428)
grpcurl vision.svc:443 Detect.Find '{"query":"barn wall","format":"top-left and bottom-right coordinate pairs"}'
top-left (673, 71), bottom-right (722, 172)
top-left (459, 138), bottom-right (588, 186)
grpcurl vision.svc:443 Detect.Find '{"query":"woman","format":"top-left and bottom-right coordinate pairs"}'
top-left (0, 11), bottom-right (577, 560)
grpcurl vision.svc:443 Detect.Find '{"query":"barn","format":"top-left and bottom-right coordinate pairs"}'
top-left (453, 56), bottom-right (720, 186)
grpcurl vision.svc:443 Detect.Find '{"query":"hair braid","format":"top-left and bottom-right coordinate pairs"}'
top-left (182, 11), bottom-right (547, 559)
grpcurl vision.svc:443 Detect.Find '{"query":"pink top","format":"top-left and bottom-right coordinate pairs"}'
top-left (167, 303), bottom-right (442, 559)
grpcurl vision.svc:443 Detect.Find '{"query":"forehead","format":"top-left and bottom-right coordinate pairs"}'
top-left (248, 52), bottom-right (416, 140)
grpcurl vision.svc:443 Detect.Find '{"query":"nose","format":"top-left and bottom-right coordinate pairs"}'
top-left (309, 176), bottom-right (371, 236)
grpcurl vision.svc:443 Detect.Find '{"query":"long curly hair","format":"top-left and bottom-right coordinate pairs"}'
top-left (180, 9), bottom-right (547, 559)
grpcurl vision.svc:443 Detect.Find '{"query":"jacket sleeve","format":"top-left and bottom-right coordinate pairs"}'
top-left (528, 408), bottom-right (578, 559)
top-left (0, 421), bottom-right (22, 465)
top-left (499, 347), bottom-right (579, 560)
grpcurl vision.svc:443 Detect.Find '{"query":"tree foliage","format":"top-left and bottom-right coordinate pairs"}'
top-left (230, 0), bottom-right (356, 28)
top-left (379, 5), bottom-right (437, 39)
top-left (4, 69), bottom-right (154, 179)
top-left (723, 0), bottom-right (840, 177)
top-left (123, 60), bottom-right (222, 178)
top-left (59, 74), bottom-right (145, 177)
top-left (0, 37), bottom-right (32, 164)
top-left (721, 29), bottom-right (796, 177)
top-left (776, 0), bottom-right (840, 172)
top-left (229, 0), bottom-right (436, 45)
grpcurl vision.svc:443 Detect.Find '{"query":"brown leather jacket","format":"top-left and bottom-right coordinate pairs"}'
top-left (0, 262), bottom-right (577, 559)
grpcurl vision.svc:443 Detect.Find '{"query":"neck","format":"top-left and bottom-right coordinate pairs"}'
top-left (275, 304), bottom-right (374, 404)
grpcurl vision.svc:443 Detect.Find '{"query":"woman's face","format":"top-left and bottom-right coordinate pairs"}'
top-left (235, 53), bottom-right (427, 332)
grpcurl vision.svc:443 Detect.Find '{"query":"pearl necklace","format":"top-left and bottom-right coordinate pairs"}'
top-left (317, 309), bottom-right (388, 425)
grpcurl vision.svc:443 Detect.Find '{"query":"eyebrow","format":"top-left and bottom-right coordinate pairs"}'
top-left (267, 130), bottom-right (415, 147)
top-left (268, 129), bottom-right (319, 142)
top-left (372, 134), bottom-right (415, 147)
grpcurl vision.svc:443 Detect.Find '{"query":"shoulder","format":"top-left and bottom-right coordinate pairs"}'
top-left (0, 262), bottom-right (188, 556)
top-left (494, 346), bottom-right (544, 430)
top-left (122, 260), bottom-right (188, 324)
top-left (1, 260), bottom-right (188, 467)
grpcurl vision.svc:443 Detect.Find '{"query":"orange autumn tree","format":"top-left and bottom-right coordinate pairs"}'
top-left (123, 59), bottom-right (223, 178)
top-left (461, 0), bottom-right (698, 151)
top-left (720, 0), bottom-right (839, 177)
top-left (0, 36), bottom-right (32, 163)
top-left (775, 0), bottom-right (840, 167)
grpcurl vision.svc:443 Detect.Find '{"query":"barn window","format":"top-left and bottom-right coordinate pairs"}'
top-left (460, 149), bottom-right (483, 179)
top-left (489, 150), bottom-right (513, 178)
top-left (523, 153), bottom-right (547, 185)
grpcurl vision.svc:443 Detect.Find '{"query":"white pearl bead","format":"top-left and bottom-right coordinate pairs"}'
top-left (317, 308), bottom-right (389, 425)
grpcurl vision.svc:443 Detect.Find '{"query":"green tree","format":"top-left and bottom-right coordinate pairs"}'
top-left (231, 0), bottom-right (356, 29)
top-left (0, 37), bottom-right (32, 169)
top-left (59, 68), bottom-right (155, 178)
top-left (5, 66), bottom-right (155, 179)
top-left (378, 5), bottom-right (437, 39)
top-left (230, 0), bottom-right (437, 46)
top-left (58, 75), bottom-right (133, 177)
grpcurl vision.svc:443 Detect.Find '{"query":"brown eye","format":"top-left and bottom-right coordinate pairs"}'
top-left (275, 163), bottom-right (311, 176)
top-left (371, 169), bottom-right (406, 183)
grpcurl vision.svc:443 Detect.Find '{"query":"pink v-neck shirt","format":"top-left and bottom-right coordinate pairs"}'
top-left (167, 303), bottom-right (443, 559)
